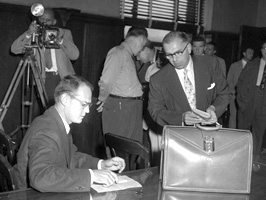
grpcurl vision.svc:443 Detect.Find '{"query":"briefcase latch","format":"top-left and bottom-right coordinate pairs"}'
top-left (203, 136), bottom-right (215, 152)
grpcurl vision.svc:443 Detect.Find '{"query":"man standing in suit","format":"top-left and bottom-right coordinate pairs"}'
top-left (237, 42), bottom-right (266, 162)
top-left (13, 75), bottom-right (125, 192)
top-left (11, 8), bottom-right (79, 107)
top-left (227, 47), bottom-right (254, 128)
top-left (149, 31), bottom-right (229, 127)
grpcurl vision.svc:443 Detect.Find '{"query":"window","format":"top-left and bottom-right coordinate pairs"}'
top-left (120, 0), bottom-right (205, 33)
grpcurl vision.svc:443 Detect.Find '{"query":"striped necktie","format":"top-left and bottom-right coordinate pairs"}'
top-left (184, 69), bottom-right (196, 108)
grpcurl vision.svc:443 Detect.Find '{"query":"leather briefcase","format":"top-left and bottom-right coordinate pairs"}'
top-left (160, 125), bottom-right (253, 193)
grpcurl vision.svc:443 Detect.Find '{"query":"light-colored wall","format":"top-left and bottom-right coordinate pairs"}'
top-left (0, 0), bottom-right (120, 18)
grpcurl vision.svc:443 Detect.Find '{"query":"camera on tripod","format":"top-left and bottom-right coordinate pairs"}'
top-left (36, 24), bottom-right (60, 49)
top-left (31, 3), bottom-right (60, 49)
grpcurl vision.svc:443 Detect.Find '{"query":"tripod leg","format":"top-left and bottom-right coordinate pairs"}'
top-left (29, 60), bottom-right (48, 110)
top-left (0, 59), bottom-right (28, 124)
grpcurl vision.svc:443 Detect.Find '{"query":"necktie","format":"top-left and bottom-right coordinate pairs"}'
top-left (260, 65), bottom-right (266, 90)
top-left (45, 49), bottom-right (53, 69)
top-left (184, 69), bottom-right (196, 108)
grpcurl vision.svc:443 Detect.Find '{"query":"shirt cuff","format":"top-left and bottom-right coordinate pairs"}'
top-left (98, 159), bottom-right (103, 169)
top-left (89, 160), bottom-right (103, 185)
top-left (88, 169), bottom-right (94, 185)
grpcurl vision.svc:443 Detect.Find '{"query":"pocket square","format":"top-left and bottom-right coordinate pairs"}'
top-left (207, 83), bottom-right (215, 90)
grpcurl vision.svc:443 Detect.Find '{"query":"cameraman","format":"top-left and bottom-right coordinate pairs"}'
top-left (11, 8), bottom-right (79, 110)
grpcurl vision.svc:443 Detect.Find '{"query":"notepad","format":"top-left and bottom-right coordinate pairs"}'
top-left (91, 175), bottom-right (142, 193)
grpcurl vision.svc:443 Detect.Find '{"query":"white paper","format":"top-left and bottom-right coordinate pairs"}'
top-left (91, 175), bottom-right (142, 193)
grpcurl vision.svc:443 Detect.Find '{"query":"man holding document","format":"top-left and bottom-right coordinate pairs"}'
top-left (148, 31), bottom-right (230, 127)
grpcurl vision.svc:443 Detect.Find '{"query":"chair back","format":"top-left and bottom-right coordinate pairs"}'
top-left (0, 130), bottom-right (16, 166)
top-left (0, 154), bottom-right (15, 192)
top-left (105, 133), bottom-right (151, 171)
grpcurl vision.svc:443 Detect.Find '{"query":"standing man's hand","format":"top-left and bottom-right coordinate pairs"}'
top-left (202, 105), bottom-right (217, 124)
top-left (96, 100), bottom-right (104, 112)
top-left (183, 111), bottom-right (203, 125)
top-left (27, 21), bottom-right (38, 35)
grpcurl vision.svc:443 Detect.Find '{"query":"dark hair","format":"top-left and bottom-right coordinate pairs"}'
top-left (162, 31), bottom-right (189, 45)
top-left (54, 75), bottom-right (93, 103)
top-left (192, 34), bottom-right (206, 44)
top-left (206, 41), bottom-right (217, 50)
top-left (126, 26), bottom-right (148, 38)
top-left (144, 40), bottom-right (155, 50)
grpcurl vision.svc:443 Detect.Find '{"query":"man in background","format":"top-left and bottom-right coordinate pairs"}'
top-left (97, 27), bottom-right (148, 143)
top-left (191, 34), bottom-right (206, 56)
top-left (136, 40), bottom-right (161, 164)
top-left (237, 42), bottom-right (266, 162)
top-left (227, 47), bottom-right (254, 128)
top-left (11, 8), bottom-right (79, 107)
top-left (13, 75), bottom-right (125, 192)
top-left (136, 40), bottom-right (161, 112)
top-left (205, 41), bottom-right (227, 78)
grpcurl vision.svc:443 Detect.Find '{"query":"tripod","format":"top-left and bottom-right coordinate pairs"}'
top-left (0, 46), bottom-right (48, 137)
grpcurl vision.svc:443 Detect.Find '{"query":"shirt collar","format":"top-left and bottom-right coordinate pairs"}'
top-left (55, 107), bottom-right (70, 134)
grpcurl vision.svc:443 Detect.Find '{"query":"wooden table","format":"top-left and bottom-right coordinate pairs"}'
top-left (0, 166), bottom-right (265, 200)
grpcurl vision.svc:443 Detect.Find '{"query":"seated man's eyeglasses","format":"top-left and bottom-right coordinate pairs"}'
top-left (69, 93), bottom-right (92, 109)
top-left (165, 43), bottom-right (189, 59)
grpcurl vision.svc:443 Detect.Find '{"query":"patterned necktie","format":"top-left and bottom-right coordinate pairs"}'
top-left (45, 49), bottom-right (53, 69)
top-left (184, 69), bottom-right (196, 108)
top-left (260, 65), bottom-right (266, 90)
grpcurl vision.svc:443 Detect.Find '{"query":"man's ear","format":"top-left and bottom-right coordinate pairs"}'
top-left (60, 93), bottom-right (69, 106)
top-left (187, 43), bottom-right (192, 54)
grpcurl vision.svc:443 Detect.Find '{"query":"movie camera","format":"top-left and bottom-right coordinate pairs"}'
top-left (31, 3), bottom-right (60, 49)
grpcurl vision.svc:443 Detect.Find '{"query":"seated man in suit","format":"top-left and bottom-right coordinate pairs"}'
top-left (11, 7), bottom-right (79, 107)
top-left (13, 75), bottom-right (125, 192)
top-left (149, 31), bottom-right (230, 127)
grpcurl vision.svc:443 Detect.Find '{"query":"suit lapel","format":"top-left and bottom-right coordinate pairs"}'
top-left (166, 65), bottom-right (191, 111)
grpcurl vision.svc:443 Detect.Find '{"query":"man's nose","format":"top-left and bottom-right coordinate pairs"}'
top-left (84, 105), bottom-right (90, 114)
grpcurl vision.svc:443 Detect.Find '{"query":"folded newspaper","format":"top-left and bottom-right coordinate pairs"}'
top-left (91, 175), bottom-right (142, 193)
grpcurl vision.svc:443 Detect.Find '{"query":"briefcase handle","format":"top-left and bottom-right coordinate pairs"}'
top-left (195, 122), bottom-right (222, 131)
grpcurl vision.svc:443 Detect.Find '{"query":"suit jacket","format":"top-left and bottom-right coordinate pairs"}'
top-left (11, 28), bottom-right (79, 81)
top-left (148, 55), bottom-right (230, 127)
top-left (237, 57), bottom-right (266, 113)
top-left (13, 106), bottom-right (100, 192)
top-left (215, 56), bottom-right (227, 78)
top-left (227, 59), bottom-right (244, 95)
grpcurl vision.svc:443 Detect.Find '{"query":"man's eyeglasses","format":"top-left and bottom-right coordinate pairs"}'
top-left (69, 93), bottom-right (92, 109)
top-left (165, 43), bottom-right (189, 59)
